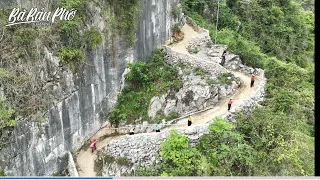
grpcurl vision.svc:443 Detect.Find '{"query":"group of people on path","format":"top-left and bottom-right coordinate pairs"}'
top-left (89, 74), bottom-right (256, 152)
top-left (190, 74), bottom-right (256, 125)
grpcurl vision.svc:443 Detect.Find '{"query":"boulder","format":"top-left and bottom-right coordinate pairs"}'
top-left (147, 94), bottom-right (166, 118)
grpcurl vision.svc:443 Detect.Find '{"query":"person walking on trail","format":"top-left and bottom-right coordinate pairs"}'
top-left (156, 124), bottom-right (160, 132)
top-left (188, 115), bottom-right (192, 126)
top-left (90, 139), bottom-right (97, 153)
top-left (228, 98), bottom-right (233, 111)
top-left (102, 120), bottom-right (111, 129)
top-left (250, 74), bottom-right (255, 87)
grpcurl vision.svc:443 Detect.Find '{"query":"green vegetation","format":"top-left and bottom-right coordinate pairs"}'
top-left (173, 24), bottom-right (181, 34)
top-left (217, 73), bottom-right (233, 85)
top-left (136, 0), bottom-right (314, 176)
top-left (103, 154), bottom-right (116, 164)
top-left (13, 27), bottom-right (39, 59)
top-left (55, 0), bottom-right (86, 47)
top-left (137, 119), bottom-right (255, 176)
top-left (101, 154), bottom-right (132, 166)
top-left (108, 49), bottom-right (182, 126)
top-left (51, 169), bottom-right (68, 177)
top-left (192, 47), bottom-right (199, 54)
top-left (104, 0), bottom-right (141, 47)
top-left (116, 157), bottom-right (133, 166)
top-left (136, 129), bottom-right (201, 176)
top-left (0, 168), bottom-right (5, 176)
top-left (137, 115), bottom-right (313, 176)
top-left (153, 111), bottom-right (179, 124)
top-left (0, 97), bottom-right (16, 129)
top-left (57, 47), bottom-right (85, 73)
top-left (171, 3), bottom-right (181, 19)
top-left (84, 27), bottom-right (103, 50)
top-left (194, 67), bottom-right (205, 78)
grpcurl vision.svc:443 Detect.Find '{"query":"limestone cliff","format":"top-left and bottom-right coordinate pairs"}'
top-left (0, 0), bottom-right (183, 176)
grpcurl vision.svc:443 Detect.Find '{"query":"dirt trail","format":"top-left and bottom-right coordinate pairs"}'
top-left (167, 24), bottom-right (199, 54)
top-left (75, 23), bottom-right (260, 176)
top-left (76, 130), bottom-right (120, 176)
top-left (173, 71), bottom-right (258, 127)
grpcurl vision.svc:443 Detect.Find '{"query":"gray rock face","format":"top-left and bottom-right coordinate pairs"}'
top-left (223, 52), bottom-right (264, 77)
top-left (67, 152), bottom-right (79, 177)
top-left (223, 52), bottom-right (242, 70)
top-left (207, 45), bottom-right (228, 58)
top-left (148, 95), bottom-right (167, 119)
top-left (147, 72), bottom-right (222, 118)
top-left (0, 0), bottom-right (183, 176)
top-left (163, 46), bottom-right (227, 78)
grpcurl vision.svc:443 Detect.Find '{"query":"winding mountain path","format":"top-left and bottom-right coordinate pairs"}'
top-left (75, 23), bottom-right (261, 176)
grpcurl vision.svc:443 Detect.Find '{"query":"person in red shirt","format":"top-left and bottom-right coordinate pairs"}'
top-left (250, 75), bottom-right (255, 87)
top-left (90, 139), bottom-right (97, 153)
top-left (228, 98), bottom-right (233, 111)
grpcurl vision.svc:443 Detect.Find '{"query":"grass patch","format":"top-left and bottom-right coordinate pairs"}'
top-left (217, 73), bottom-right (233, 85)
top-left (193, 47), bottom-right (199, 54)
top-left (103, 154), bottom-right (133, 166)
top-left (0, 168), bottom-right (5, 176)
top-left (173, 24), bottom-right (181, 34)
top-left (205, 77), bottom-right (218, 87)
top-left (116, 157), bottom-right (133, 166)
top-left (194, 67), bottom-right (205, 78)
top-left (153, 111), bottom-right (179, 124)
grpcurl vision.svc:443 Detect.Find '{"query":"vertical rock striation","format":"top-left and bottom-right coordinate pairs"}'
top-left (0, 0), bottom-right (183, 176)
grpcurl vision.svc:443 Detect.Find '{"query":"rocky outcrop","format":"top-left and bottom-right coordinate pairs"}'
top-left (163, 46), bottom-right (227, 78)
top-left (0, 0), bottom-right (183, 176)
top-left (147, 71), bottom-right (236, 119)
top-left (164, 73), bottom-right (219, 116)
top-left (223, 51), bottom-right (262, 76)
top-left (148, 95), bottom-right (167, 119)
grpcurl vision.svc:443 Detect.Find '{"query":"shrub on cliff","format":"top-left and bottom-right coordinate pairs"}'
top-left (57, 47), bottom-right (85, 73)
top-left (0, 97), bottom-right (16, 129)
top-left (0, 168), bottom-right (5, 176)
top-left (108, 49), bottom-right (182, 126)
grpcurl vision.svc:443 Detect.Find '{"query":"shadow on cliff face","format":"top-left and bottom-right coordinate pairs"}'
top-left (93, 150), bottom-right (104, 176)
top-left (51, 153), bottom-right (69, 176)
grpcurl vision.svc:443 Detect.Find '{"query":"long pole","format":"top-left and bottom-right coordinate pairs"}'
top-left (214, 0), bottom-right (220, 44)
